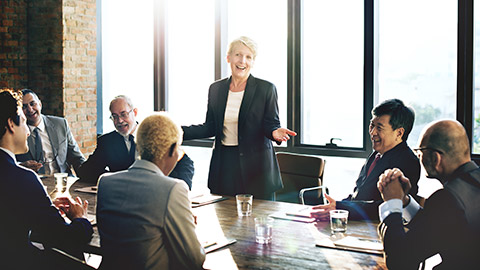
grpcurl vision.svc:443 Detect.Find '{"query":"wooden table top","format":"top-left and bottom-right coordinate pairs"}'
top-left (42, 177), bottom-right (387, 270)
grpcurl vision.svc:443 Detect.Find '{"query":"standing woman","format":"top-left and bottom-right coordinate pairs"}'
top-left (182, 36), bottom-right (296, 200)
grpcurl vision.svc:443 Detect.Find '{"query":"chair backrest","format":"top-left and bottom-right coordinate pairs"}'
top-left (275, 152), bottom-right (325, 204)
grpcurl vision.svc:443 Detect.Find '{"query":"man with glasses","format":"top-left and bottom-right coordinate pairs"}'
top-left (16, 89), bottom-right (86, 175)
top-left (310, 99), bottom-right (421, 220)
top-left (78, 95), bottom-right (195, 189)
top-left (377, 119), bottom-right (480, 269)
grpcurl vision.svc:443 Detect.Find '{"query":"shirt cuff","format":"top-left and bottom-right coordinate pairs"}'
top-left (379, 199), bottom-right (403, 222)
top-left (402, 194), bottom-right (420, 222)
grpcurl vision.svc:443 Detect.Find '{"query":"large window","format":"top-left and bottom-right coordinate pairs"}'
top-left (165, 0), bottom-right (215, 126)
top-left (301, 0), bottom-right (364, 148)
top-left (100, 0), bottom-right (154, 133)
top-left (376, 0), bottom-right (457, 148)
top-left (474, 0), bottom-right (480, 153)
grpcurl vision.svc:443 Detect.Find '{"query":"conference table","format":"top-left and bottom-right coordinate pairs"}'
top-left (42, 177), bottom-right (387, 270)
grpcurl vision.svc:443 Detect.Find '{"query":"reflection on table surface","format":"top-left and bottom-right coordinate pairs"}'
top-left (42, 177), bottom-right (387, 270)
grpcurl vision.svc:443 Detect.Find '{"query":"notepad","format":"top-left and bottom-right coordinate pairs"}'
top-left (316, 236), bottom-right (383, 255)
top-left (203, 238), bottom-right (237, 254)
top-left (269, 211), bottom-right (316, 223)
top-left (334, 236), bottom-right (383, 252)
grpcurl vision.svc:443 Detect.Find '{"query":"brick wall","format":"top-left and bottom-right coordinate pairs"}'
top-left (62, 0), bottom-right (97, 155)
top-left (0, 0), bottom-right (97, 156)
top-left (0, 0), bottom-right (28, 89)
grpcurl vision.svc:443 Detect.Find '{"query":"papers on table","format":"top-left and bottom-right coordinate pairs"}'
top-left (190, 194), bottom-right (228, 208)
top-left (269, 212), bottom-right (316, 223)
top-left (202, 238), bottom-right (237, 254)
top-left (316, 236), bottom-right (383, 255)
top-left (269, 206), bottom-right (316, 223)
top-left (74, 186), bottom-right (98, 194)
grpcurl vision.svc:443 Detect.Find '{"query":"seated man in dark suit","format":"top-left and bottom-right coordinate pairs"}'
top-left (16, 89), bottom-right (86, 175)
top-left (0, 89), bottom-right (93, 269)
top-left (377, 119), bottom-right (480, 269)
top-left (78, 95), bottom-right (195, 189)
top-left (311, 99), bottom-right (421, 220)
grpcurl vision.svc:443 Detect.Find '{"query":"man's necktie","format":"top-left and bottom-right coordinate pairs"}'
top-left (366, 153), bottom-right (381, 177)
top-left (129, 134), bottom-right (136, 158)
top-left (33, 127), bottom-right (45, 174)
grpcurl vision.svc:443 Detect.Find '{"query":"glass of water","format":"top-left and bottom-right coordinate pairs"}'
top-left (236, 194), bottom-right (253, 216)
top-left (255, 216), bottom-right (273, 244)
top-left (330, 209), bottom-right (349, 234)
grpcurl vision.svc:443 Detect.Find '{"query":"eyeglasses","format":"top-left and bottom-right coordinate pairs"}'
top-left (110, 109), bottom-right (133, 121)
top-left (413, 147), bottom-right (444, 157)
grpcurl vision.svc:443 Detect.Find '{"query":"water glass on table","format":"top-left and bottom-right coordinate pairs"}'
top-left (236, 194), bottom-right (253, 216)
top-left (255, 216), bottom-right (273, 244)
top-left (330, 209), bottom-right (349, 234)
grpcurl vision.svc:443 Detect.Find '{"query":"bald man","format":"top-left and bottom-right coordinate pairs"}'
top-left (377, 120), bottom-right (480, 269)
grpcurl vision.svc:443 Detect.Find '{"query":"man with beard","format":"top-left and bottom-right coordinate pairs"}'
top-left (78, 95), bottom-right (195, 189)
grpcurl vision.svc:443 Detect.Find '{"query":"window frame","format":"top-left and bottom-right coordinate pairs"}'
top-left (146, 0), bottom-right (479, 162)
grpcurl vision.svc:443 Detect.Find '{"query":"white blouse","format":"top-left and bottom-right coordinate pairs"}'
top-left (222, 90), bottom-right (245, 146)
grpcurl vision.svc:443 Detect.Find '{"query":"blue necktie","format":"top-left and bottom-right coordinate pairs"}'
top-left (33, 127), bottom-right (45, 174)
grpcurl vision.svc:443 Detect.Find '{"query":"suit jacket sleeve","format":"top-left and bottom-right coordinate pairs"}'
top-left (63, 118), bottom-right (86, 174)
top-left (164, 182), bottom-right (206, 269)
top-left (378, 190), bottom-right (465, 270)
top-left (77, 136), bottom-right (109, 184)
top-left (261, 82), bottom-right (282, 143)
top-left (169, 153), bottom-right (194, 190)
top-left (26, 172), bottom-right (93, 248)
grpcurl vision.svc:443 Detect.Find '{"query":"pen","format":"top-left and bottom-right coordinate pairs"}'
top-left (204, 242), bottom-right (217, 249)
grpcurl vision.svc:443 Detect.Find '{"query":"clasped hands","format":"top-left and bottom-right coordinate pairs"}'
top-left (377, 168), bottom-right (411, 206)
top-left (54, 196), bottom-right (89, 220)
top-left (309, 168), bottom-right (412, 221)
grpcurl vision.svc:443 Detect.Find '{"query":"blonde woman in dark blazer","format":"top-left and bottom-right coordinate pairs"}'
top-left (183, 36), bottom-right (296, 200)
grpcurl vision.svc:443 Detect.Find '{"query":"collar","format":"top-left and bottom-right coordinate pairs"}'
top-left (376, 141), bottom-right (408, 158)
top-left (0, 147), bottom-right (16, 162)
top-left (129, 159), bottom-right (165, 176)
top-left (446, 161), bottom-right (479, 183)
top-left (28, 115), bottom-right (45, 132)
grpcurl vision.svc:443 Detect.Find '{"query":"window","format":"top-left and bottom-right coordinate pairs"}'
top-left (100, 0), bottom-right (154, 133)
top-left (165, 0), bottom-right (215, 126)
top-left (301, 0), bottom-right (365, 148)
top-left (376, 0), bottom-right (457, 147)
top-left (473, 0), bottom-right (480, 153)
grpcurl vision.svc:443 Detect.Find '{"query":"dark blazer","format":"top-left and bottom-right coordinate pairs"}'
top-left (182, 75), bottom-right (283, 199)
top-left (16, 114), bottom-right (86, 175)
top-left (77, 130), bottom-right (194, 189)
top-left (0, 149), bottom-right (93, 269)
top-left (336, 141), bottom-right (420, 220)
top-left (379, 161), bottom-right (480, 270)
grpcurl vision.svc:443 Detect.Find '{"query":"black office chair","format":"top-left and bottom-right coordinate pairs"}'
top-left (275, 152), bottom-right (326, 204)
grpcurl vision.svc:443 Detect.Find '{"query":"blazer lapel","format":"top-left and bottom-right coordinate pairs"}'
top-left (216, 78), bottom-right (230, 133)
top-left (238, 75), bottom-right (257, 131)
top-left (43, 116), bottom-right (59, 158)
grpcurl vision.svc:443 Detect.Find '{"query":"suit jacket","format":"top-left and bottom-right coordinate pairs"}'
top-left (0, 149), bottom-right (93, 270)
top-left (97, 160), bottom-right (205, 270)
top-left (379, 161), bottom-right (480, 270)
top-left (16, 114), bottom-right (86, 175)
top-left (182, 75), bottom-right (283, 199)
top-left (77, 130), bottom-right (194, 189)
top-left (336, 141), bottom-right (420, 220)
